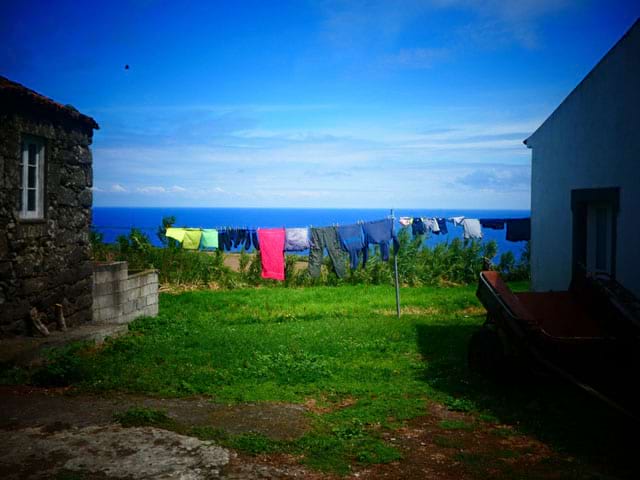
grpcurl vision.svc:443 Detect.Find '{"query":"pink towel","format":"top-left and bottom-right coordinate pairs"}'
top-left (257, 228), bottom-right (286, 281)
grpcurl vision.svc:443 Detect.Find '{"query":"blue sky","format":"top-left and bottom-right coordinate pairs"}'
top-left (2, 1), bottom-right (638, 209)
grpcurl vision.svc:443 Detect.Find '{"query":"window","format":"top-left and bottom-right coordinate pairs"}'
top-left (19, 136), bottom-right (45, 219)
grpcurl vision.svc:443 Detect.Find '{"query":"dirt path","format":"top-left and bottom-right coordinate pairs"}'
top-left (0, 386), bottom-right (624, 479)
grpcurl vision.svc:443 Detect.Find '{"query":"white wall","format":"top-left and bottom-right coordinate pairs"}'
top-left (526, 21), bottom-right (640, 297)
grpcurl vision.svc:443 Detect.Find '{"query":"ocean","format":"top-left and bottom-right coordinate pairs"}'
top-left (92, 207), bottom-right (530, 260)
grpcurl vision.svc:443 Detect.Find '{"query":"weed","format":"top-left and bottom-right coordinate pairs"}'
top-left (113, 406), bottom-right (175, 428)
top-left (226, 432), bottom-right (282, 455)
top-left (30, 342), bottom-right (94, 387)
top-left (433, 435), bottom-right (466, 449)
top-left (438, 419), bottom-right (476, 431)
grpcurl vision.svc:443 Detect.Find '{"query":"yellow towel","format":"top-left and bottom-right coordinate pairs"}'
top-left (182, 229), bottom-right (203, 250)
top-left (165, 227), bottom-right (186, 243)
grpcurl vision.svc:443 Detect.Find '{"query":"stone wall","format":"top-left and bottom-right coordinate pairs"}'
top-left (0, 112), bottom-right (94, 336)
top-left (93, 261), bottom-right (159, 324)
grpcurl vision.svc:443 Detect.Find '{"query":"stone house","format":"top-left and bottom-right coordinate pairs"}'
top-left (0, 76), bottom-right (99, 336)
top-left (524, 19), bottom-right (639, 298)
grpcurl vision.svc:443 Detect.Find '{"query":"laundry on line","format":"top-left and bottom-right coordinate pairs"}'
top-left (147, 213), bottom-right (531, 282)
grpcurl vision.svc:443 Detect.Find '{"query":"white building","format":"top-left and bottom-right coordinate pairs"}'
top-left (525, 19), bottom-right (640, 297)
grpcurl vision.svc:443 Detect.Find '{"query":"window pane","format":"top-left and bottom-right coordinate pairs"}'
top-left (28, 143), bottom-right (37, 166)
top-left (28, 189), bottom-right (36, 211)
top-left (28, 165), bottom-right (37, 188)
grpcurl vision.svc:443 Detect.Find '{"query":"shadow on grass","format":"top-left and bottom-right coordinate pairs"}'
top-left (415, 322), bottom-right (638, 478)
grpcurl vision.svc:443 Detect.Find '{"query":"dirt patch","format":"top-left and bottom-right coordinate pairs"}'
top-left (348, 403), bottom-right (598, 480)
top-left (458, 306), bottom-right (486, 316)
top-left (0, 386), bottom-right (308, 441)
top-left (375, 306), bottom-right (441, 316)
top-left (223, 253), bottom-right (307, 273)
top-left (304, 396), bottom-right (357, 414)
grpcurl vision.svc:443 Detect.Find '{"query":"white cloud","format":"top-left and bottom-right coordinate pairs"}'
top-left (91, 186), bottom-right (105, 192)
top-left (137, 186), bottom-right (167, 194)
top-left (169, 185), bottom-right (187, 192)
top-left (110, 183), bottom-right (127, 192)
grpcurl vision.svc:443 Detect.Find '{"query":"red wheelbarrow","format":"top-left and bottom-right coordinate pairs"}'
top-left (470, 271), bottom-right (640, 419)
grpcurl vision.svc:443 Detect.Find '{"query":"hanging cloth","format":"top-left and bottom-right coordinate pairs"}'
top-left (429, 218), bottom-right (440, 234)
top-left (450, 216), bottom-right (465, 226)
top-left (480, 218), bottom-right (505, 230)
top-left (436, 218), bottom-right (448, 234)
top-left (250, 229), bottom-right (260, 251)
top-left (461, 219), bottom-right (483, 240)
top-left (399, 217), bottom-right (413, 227)
top-left (182, 229), bottom-right (203, 250)
top-left (337, 224), bottom-right (365, 270)
top-left (218, 229), bottom-right (233, 251)
top-left (284, 227), bottom-right (310, 251)
top-left (308, 227), bottom-right (349, 278)
top-left (411, 217), bottom-right (427, 235)
top-left (362, 218), bottom-right (399, 265)
top-left (165, 227), bottom-right (186, 243)
top-left (506, 218), bottom-right (531, 242)
top-left (258, 228), bottom-right (286, 281)
top-left (232, 229), bottom-right (252, 250)
top-left (201, 229), bottom-right (219, 249)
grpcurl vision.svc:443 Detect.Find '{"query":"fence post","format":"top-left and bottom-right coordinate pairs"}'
top-left (391, 209), bottom-right (401, 318)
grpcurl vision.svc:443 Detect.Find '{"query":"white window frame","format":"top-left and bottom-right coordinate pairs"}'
top-left (19, 136), bottom-right (45, 220)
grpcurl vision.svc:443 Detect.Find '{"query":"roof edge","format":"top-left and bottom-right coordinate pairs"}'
top-left (0, 75), bottom-right (99, 130)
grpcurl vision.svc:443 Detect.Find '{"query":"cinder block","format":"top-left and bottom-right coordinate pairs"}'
top-left (146, 293), bottom-right (158, 306)
top-left (144, 303), bottom-right (159, 317)
top-left (124, 288), bottom-right (141, 302)
top-left (100, 305), bottom-right (120, 321)
top-left (96, 294), bottom-right (116, 309)
top-left (125, 276), bottom-right (143, 289)
top-left (94, 280), bottom-right (117, 296)
top-left (136, 297), bottom-right (146, 310)
top-left (123, 300), bottom-right (136, 315)
top-left (140, 284), bottom-right (153, 296)
top-left (92, 307), bottom-right (103, 322)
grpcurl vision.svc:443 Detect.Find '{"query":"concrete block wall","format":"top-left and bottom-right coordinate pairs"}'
top-left (93, 261), bottom-right (158, 324)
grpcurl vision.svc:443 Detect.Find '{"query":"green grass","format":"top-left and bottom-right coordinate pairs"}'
top-left (13, 282), bottom-right (637, 476)
top-left (68, 284), bottom-right (482, 402)
top-left (113, 406), bottom-right (175, 428)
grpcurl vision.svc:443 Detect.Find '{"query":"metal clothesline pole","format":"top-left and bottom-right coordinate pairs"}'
top-left (391, 209), bottom-right (401, 318)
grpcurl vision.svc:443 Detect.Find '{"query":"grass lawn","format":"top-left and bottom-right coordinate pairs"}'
top-left (24, 282), bottom-right (635, 475)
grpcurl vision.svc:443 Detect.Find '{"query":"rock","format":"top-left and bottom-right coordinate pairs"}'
top-left (0, 425), bottom-right (230, 479)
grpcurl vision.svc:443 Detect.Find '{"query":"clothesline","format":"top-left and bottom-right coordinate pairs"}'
top-left (91, 216), bottom-right (529, 236)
